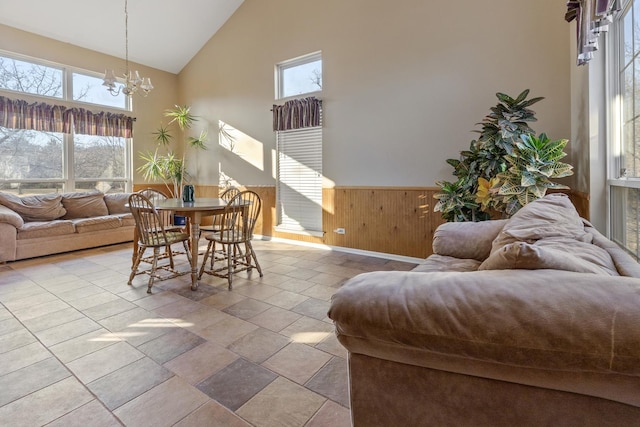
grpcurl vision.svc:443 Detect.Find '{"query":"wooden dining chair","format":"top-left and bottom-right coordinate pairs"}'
top-left (197, 190), bottom-right (263, 289)
top-left (127, 192), bottom-right (192, 293)
top-left (198, 186), bottom-right (241, 237)
top-left (137, 188), bottom-right (184, 266)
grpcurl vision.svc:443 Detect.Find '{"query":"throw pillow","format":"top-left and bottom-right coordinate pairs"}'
top-left (489, 193), bottom-right (589, 254)
top-left (61, 191), bottom-right (108, 219)
top-left (0, 192), bottom-right (66, 222)
top-left (479, 241), bottom-right (619, 276)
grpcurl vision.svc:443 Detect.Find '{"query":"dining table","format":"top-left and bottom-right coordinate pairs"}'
top-left (153, 197), bottom-right (228, 290)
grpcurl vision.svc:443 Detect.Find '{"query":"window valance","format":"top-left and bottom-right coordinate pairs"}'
top-left (272, 96), bottom-right (322, 131)
top-left (69, 108), bottom-right (134, 138)
top-left (565, 0), bottom-right (620, 65)
top-left (0, 96), bottom-right (69, 133)
top-left (0, 96), bottom-right (134, 137)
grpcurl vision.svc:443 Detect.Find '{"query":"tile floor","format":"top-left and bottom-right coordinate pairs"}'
top-left (0, 239), bottom-right (416, 426)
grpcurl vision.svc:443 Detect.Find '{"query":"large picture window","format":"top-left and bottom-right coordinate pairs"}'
top-left (0, 51), bottom-right (131, 194)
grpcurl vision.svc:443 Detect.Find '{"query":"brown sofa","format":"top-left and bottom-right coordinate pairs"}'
top-left (328, 194), bottom-right (640, 426)
top-left (0, 191), bottom-right (134, 262)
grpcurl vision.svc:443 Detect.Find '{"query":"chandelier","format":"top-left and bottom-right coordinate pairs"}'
top-left (103, 0), bottom-right (153, 97)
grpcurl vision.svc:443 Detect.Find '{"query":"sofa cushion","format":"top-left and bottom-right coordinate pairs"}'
top-left (113, 213), bottom-right (135, 227)
top-left (0, 192), bottom-right (66, 222)
top-left (17, 220), bottom-right (75, 239)
top-left (432, 220), bottom-right (507, 261)
top-left (72, 216), bottom-right (121, 233)
top-left (61, 191), bottom-right (108, 219)
top-left (104, 193), bottom-right (131, 215)
top-left (329, 269), bottom-right (640, 376)
top-left (413, 254), bottom-right (481, 273)
top-left (479, 241), bottom-right (619, 275)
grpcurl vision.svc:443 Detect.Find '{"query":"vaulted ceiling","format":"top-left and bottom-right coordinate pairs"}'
top-left (0, 0), bottom-right (244, 74)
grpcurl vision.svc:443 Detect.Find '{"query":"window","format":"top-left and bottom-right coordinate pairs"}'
top-left (0, 51), bottom-right (131, 194)
top-left (274, 53), bottom-right (323, 235)
top-left (72, 73), bottom-right (127, 109)
top-left (276, 126), bottom-right (323, 234)
top-left (610, 0), bottom-right (640, 256)
top-left (276, 51), bottom-right (322, 99)
top-left (0, 127), bottom-right (129, 195)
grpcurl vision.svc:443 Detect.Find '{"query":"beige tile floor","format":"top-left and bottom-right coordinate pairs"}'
top-left (0, 239), bottom-right (416, 427)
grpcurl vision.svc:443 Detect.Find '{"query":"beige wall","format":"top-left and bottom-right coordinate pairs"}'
top-left (0, 24), bottom-right (179, 184)
top-left (179, 0), bottom-right (573, 188)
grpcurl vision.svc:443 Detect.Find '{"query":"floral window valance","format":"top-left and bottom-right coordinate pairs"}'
top-left (566, 0), bottom-right (620, 65)
top-left (0, 96), bottom-right (134, 137)
top-left (272, 96), bottom-right (322, 131)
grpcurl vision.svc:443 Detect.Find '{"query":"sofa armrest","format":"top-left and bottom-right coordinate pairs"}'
top-left (0, 222), bottom-right (17, 262)
top-left (0, 204), bottom-right (24, 228)
top-left (328, 270), bottom-right (640, 376)
top-left (432, 219), bottom-right (507, 261)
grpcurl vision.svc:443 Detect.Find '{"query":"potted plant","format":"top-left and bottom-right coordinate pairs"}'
top-left (434, 90), bottom-right (573, 221)
top-left (138, 105), bottom-right (207, 199)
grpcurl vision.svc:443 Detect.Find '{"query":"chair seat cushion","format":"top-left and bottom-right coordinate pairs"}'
top-left (142, 231), bottom-right (189, 246)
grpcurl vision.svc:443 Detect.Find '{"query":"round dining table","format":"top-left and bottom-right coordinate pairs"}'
top-left (152, 197), bottom-right (228, 290)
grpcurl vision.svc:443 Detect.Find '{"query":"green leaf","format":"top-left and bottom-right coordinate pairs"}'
top-left (153, 125), bottom-right (172, 146)
top-left (551, 162), bottom-right (573, 177)
top-left (520, 172), bottom-right (537, 186)
top-left (496, 92), bottom-right (515, 104)
top-left (498, 181), bottom-right (522, 195)
top-left (165, 105), bottom-right (197, 130)
top-left (513, 89), bottom-right (530, 104)
top-left (517, 97), bottom-right (545, 109)
top-left (187, 130), bottom-right (208, 150)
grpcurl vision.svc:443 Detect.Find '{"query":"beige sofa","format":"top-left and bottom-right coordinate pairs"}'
top-left (0, 191), bottom-right (134, 262)
top-left (329, 194), bottom-right (640, 426)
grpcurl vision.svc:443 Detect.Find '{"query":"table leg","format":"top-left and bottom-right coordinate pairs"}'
top-left (190, 220), bottom-right (200, 290)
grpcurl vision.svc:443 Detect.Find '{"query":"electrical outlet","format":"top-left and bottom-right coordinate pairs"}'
top-left (334, 228), bottom-right (346, 234)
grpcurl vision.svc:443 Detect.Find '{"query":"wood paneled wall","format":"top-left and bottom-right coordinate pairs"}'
top-left (134, 184), bottom-right (589, 260)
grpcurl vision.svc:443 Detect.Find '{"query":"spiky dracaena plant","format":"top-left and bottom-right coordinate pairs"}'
top-left (138, 105), bottom-right (207, 198)
top-left (435, 90), bottom-right (544, 221)
top-left (496, 133), bottom-right (573, 215)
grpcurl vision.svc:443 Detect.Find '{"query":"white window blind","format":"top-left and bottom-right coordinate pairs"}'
top-left (276, 125), bottom-right (322, 234)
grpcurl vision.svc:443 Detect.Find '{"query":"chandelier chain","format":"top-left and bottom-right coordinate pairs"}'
top-left (102, 0), bottom-right (153, 97)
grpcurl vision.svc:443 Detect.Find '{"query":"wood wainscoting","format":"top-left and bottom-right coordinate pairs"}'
top-left (134, 184), bottom-right (590, 260)
top-left (193, 185), bottom-right (442, 259)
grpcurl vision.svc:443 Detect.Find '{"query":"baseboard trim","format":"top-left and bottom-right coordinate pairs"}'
top-left (253, 234), bottom-right (424, 265)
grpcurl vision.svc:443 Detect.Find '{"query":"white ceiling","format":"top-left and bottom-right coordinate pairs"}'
top-left (0, 0), bottom-right (244, 74)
